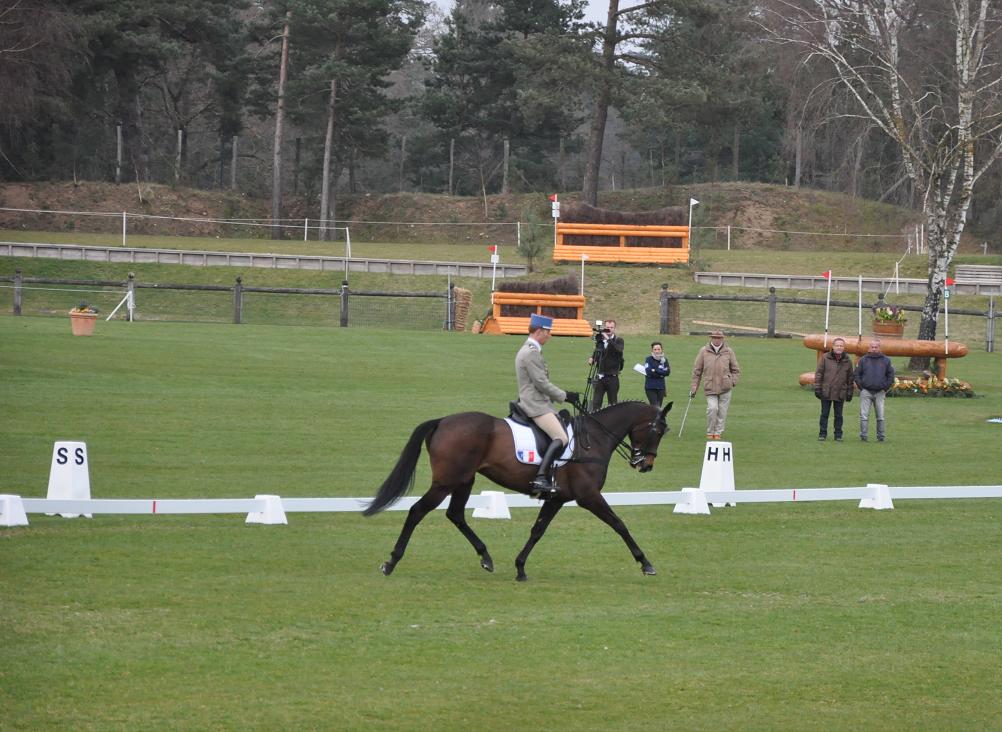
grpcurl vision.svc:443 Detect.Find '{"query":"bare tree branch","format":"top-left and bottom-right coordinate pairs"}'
top-left (758, 0), bottom-right (1002, 349)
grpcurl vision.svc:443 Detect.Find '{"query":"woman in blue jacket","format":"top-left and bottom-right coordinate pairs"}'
top-left (644, 341), bottom-right (671, 407)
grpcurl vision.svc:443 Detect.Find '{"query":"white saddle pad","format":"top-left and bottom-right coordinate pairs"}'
top-left (504, 418), bottom-right (575, 466)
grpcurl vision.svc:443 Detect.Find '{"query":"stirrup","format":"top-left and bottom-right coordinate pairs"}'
top-left (529, 476), bottom-right (557, 497)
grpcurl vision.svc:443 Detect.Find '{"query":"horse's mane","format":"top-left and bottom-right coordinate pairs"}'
top-left (589, 400), bottom-right (651, 415)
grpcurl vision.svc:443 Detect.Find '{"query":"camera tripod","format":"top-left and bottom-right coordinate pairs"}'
top-left (581, 333), bottom-right (609, 413)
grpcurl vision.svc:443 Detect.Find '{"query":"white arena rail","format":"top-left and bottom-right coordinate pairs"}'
top-left (4, 485), bottom-right (1002, 527)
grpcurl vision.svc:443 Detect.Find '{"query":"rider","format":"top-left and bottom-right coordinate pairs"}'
top-left (515, 313), bottom-right (580, 497)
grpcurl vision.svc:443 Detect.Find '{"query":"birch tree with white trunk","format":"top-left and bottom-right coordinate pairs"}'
top-left (762, 0), bottom-right (1002, 350)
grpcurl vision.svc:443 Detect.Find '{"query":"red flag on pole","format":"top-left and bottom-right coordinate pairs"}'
top-left (821, 270), bottom-right (831, 279)
top-left (487, 245), bottom-right (497, 253)
top-left (548, 193), bottom-right (558, 202)
top-left (946, 277), bottom-right (956, 286)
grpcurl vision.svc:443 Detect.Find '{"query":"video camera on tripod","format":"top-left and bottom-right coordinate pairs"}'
top-left (591, 320), bottom-right (611, 336)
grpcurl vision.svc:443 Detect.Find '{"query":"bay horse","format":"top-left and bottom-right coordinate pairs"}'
top-left (364, 400), bottom-right (672, 581)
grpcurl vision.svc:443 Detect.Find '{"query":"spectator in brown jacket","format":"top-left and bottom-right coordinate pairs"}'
top-left (814, 337), bottom-right (854, 441)
top-left (689, 330), bottom-right (741, 439)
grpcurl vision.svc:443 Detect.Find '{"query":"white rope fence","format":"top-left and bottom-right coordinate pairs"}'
top-left (3, 205), bottom-right (914, 249)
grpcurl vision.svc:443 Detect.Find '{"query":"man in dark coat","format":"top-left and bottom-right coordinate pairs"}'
top-left (814, 337), bottom-right (854, 441)
top-left (587, 318), bottom-right (625, 411)
top-left (853, 339), bottom-right (895, 442)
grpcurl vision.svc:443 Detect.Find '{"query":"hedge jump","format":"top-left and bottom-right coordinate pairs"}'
top-left (479, 291), bottom-right (592, 336)
top-left (553, 223), bottom-right (690, 264)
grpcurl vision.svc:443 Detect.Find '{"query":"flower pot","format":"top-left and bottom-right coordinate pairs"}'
top-left (69, 311), bottom-right (98, 336)
top-left (872, 320), bottom-right (905, 339)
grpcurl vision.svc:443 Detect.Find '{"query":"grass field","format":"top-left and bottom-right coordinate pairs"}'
top-left (2, 316), bottom-right (1001, 729)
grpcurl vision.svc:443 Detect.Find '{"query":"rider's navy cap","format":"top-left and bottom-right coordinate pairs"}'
top-left (529, 313), bottom-right (553, 330)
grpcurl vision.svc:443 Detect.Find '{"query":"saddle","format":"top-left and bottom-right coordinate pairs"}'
top-left (508, 401), bottom-right (573, 457)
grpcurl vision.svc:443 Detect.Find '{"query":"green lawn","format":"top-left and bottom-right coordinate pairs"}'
top-left (2, 317), bottom-right (1001, 729)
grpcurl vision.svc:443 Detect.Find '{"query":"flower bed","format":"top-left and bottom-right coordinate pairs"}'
top-left (888, 375), bottom-right (974, 398)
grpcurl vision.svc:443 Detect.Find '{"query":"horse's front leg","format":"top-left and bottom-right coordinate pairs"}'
top-left (445, 482), bottom-right (493, 573)
top-left (576, 493), bottom-right (656, 576)
top-left (514, 498), bottom-right (565, 581)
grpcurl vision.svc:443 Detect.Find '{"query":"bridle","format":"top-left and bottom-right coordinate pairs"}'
top-left (572, 405), bottom-right (668, 468)
top-left (626, 412), bottom-right (669, 467)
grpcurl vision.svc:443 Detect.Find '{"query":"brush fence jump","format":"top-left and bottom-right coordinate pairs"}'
top-left (480, 291), bottom-right (592, 336)
top-left (553, 223), bottom-right (690, 265)
top-left (5, 485), bottom-right (1002, 527)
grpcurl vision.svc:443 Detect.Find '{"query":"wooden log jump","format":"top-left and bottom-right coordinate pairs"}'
top-left (802, 333), bottom-right (969, 380)
top-left (479, 291), bottom-right (592, 336)
top-left (553, 222), bottom-right (690, 264)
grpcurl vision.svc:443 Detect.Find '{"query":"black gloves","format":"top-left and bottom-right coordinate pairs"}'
top-left (565, 391), bottom-right (580, 405)
top-left (814, 389), bottom-right (822, 400)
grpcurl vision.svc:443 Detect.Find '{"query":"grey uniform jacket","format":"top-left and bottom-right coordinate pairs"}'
top-left (515, 339), bottom-right (567, 418)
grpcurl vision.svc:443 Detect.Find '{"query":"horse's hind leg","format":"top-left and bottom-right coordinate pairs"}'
top-left (577, 493), bottom-right (656, 576)
top-left (445, 482), bottom-right (494, 573)
top-left (381, 486), bottom-right (449, 576)
top-left (514, 499), bottom-right (565, 582)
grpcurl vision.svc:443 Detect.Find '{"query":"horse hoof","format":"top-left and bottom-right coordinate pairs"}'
top-left (380, 561), bottom-right (395, 576)
top-left (641, 564), bottom-right (657, 576)
top-left (516, 574), bottom-right (528, 582)
top-left (481, 557), bottom-right (494, 573)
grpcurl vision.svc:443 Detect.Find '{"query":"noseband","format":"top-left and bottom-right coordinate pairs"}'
top-left (628, 414), bottom-right (668, 466)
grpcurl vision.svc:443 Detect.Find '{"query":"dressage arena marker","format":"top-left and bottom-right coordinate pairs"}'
top-left (46, 441), bottom-right (92, 518)
top-left (699, 441), bottom-right (737, 507)
top-left (6, 485), bottom-right (1002, 527)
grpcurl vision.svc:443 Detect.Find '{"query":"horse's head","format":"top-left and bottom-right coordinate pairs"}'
top-left (627, 402), bottom-right (673, 472)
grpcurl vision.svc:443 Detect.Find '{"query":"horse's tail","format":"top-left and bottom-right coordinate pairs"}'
top-left (363, 418), bottom-right (442, 516)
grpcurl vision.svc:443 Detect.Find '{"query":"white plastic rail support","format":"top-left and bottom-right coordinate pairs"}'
top-left (0, 494), bottom-right (30, 527)
top-left (472, 490), bottom-right (511, 519)
top-left (859, 483), bottom-right (894, 510)
top-left (245, 494), bottom-right (288, 525)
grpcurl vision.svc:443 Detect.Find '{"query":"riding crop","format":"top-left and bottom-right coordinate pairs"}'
top-left (677, 393), bottom-right (694, 438)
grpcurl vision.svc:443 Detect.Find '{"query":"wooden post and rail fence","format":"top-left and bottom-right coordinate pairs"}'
top-left (659, 285), bottom-right (997, 354)
top-left (2, 269), bottom-right (459, 330)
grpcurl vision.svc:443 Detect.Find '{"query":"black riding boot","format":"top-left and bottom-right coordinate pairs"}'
top-left (530, 439), bottom-right (564, 497)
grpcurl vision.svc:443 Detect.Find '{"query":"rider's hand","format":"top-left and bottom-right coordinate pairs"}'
top-left (565, 391), bottom-right (580, 405)
top-left (689, 390), bottom-right (696, 399)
